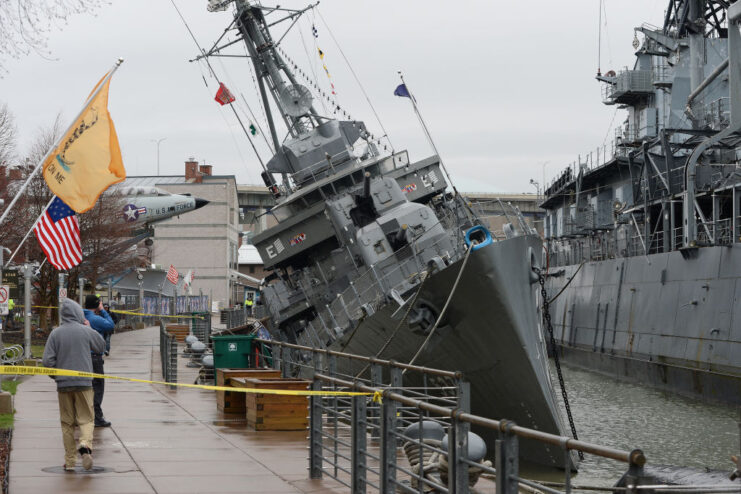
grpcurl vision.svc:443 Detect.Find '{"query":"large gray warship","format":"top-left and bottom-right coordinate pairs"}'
top-left (201, 0), bottom-right (570, 468)
top-left (541, 0), bottom-right (741, 405)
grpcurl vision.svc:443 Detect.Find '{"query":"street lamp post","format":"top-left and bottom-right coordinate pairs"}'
top-left (152, 137), bottom-right (167, 176)
top-left (541, 160), bottom-right (549, 196)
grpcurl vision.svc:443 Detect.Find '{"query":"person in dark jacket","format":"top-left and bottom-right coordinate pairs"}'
top-left (43, 298), bottom-right (106, 471)
top-left (102, 303), bottom-right (118, 355)
top-left (83, 295), bottom-right (114, 427)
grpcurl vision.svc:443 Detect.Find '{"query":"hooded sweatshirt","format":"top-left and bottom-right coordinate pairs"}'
top-left (42, 299), bottom-right (106, 390)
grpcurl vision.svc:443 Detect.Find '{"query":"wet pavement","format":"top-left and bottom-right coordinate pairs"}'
top-left (9, 326), bottom-right (347, 494)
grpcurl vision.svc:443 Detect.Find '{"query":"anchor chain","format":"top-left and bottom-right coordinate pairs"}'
top-left (534, 266), bottom-right (583, 461)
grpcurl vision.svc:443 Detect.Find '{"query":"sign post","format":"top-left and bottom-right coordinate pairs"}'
top-left (0, 286), bottom-right (9, 316)
top-left (23, 264), bottom-right (33, 359)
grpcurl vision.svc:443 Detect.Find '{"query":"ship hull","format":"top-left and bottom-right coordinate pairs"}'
top-left (331, 234), bottom-right (570, 469)
top-left (545, 244), bottom-right (741, 405)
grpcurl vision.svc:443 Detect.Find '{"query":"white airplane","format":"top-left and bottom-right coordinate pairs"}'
top-left (113, 186), bottom-right (209, 226)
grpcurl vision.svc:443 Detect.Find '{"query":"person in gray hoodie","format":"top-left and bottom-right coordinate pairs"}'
top-left (43, 299), bottom-right (106, 471)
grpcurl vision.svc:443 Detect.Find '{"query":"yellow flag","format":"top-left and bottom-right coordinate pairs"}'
top-left (42, 72), bottom-right (126, 213)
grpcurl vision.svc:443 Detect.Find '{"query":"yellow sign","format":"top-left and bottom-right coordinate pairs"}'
top-left (42, 70), bottom-right (126, 213)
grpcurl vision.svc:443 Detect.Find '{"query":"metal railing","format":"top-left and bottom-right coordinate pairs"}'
top-left (190, 312), bottom-right (212, 344)
top-left (252, 338), bottom-right (671, 494)
top-left (220, 308), bottom-right (248, 329)
top-left (159, 322), bottom-right (178, 385)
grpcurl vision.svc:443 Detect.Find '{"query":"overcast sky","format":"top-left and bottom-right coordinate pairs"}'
top-left (0, 0), bottom-right (669, 193)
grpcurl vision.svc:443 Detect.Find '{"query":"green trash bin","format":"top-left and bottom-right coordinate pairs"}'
top-left (212, 334), bottom-right (255, 370)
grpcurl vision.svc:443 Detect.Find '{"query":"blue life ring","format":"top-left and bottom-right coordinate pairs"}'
top-left (464, 225), bottom-right (492, 251)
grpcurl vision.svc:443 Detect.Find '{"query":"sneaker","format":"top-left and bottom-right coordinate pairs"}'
top-left (64, 463), bottom-right (75, 472)
top-left (79, 447), bottom-right (93, 470)
top-left (94, 418), bottom-right (111, 427)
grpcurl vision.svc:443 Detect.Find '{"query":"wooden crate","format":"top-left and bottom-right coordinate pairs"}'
top-left (166, 324), bottom-right (189, 342)
top-left (235, 377), bottom-right (310, 431)
top-left (216, 369), bottom-right (281, 413)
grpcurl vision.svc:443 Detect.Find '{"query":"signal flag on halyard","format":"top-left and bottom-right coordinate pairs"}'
top-left (394, 83), bottom-right (411, 99)
top-left (34, 197), bottom-right (83, 271)
top-left (214, 83), bottom-right (235, 106)
top-left (166, 265), bottom-right (179, 285)
top-left (42, 71), bottom-right (126, 213)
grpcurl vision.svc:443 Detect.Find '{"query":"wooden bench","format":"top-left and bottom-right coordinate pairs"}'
top-left (216, 368), bottom-right (281, 413)
top-left (231, 377), bottom-right (310, 431)
top-left (165, 324), bottom-right (189, 342)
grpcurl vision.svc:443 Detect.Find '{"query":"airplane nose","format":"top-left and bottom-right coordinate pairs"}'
top-left (194, 198), bottom-right (209, 209)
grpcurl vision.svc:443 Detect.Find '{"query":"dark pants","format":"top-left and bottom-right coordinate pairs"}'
top-left (91, 354), bottom-right (105, 421)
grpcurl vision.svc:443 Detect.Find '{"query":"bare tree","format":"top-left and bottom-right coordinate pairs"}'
top-left (0, 103), bottom-right (16, 166)
top-left (0, 0), bottom-right (109, 75)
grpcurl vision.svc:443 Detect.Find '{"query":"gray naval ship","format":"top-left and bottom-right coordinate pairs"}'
top-left (203, 0), bottom-right (570, 468)
top-left (541, 0), bottom-right (741, 405)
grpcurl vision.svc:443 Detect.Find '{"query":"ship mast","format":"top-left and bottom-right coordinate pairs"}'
top-left (203, 0), bottom-right (376, 194)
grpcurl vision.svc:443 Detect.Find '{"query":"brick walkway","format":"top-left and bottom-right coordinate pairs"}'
top-left (9, 326), bottom-right (346, 494)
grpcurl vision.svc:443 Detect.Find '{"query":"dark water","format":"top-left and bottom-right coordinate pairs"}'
top-left (532, 362), bottom-right (740, 488)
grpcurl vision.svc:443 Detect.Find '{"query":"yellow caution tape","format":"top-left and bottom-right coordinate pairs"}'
top-left (15, 306), bottom-right (206, 320)
top-left (111, 309), bottom-right (206, 320)
top-left (372, 390), bottom-right (383, 404)
top-left (0, 365), bottom-right (371, 397)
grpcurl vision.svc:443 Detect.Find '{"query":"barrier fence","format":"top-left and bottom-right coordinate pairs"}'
top-left (253, 338), bottom-right (738, 494)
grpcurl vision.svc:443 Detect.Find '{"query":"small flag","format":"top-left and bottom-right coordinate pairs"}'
top-left (42, 71), bottom-right (126, 213)
top-left (34, 197), bottom-right (83, 271)
top-left (214, 82), bottom-right (235, 106)
top-left (312, 24), bottom-right (318, 38)
top-left (183, 269), bottom-right (195, 293)
top-left (249, 123), bottom-right (257, 136)
top-left (166, 265), bottom-right (179, 285)
top-left (318, 48), bottom-right (324, 59)
top-left (394, 83), bottom-right (411, 99)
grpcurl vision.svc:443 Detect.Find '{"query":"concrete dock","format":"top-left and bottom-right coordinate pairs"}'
top-left (9, 326), bottom-right (347, 494)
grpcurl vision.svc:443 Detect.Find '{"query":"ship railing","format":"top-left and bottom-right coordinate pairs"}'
top-left (653, 64), bottom-right (669, 85)
top-left (288, 150), bottom-right (402, 188)
top-left (694, 97), bottom-right (731, 131)
top-left (257, 338), bottom-right (652, 493)
top-left (316, 228), bottom-right (467, 343)
top-left (301, 209), bottom-right (468, 346)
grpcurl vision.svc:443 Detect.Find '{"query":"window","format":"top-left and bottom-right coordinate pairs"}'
top-left (249, 266), bottom-right (255, 274)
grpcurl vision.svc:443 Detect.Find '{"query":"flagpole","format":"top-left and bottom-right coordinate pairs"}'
top-left (3, 196), bottom-right (56, 269)
top-left (397, 71), bottom-right (476, 222)
top-left (0, 58), bottom-right (124, 227)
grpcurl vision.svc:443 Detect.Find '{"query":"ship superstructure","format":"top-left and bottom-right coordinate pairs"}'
top-left (542, 0), bottom-right (741, 403)
top-left (200, 0), bottom-right (572, 468)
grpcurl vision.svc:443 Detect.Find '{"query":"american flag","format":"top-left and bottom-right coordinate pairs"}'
top-left (34, 197), bottom-right (82, 271)
top-left (166, 264), bottom-right (179, 285)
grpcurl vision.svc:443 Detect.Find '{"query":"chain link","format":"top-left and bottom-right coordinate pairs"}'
top-left (534, 267), bottom-right (584, 461)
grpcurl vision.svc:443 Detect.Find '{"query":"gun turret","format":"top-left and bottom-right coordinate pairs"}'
top-left (362, 171), bottom-right (371, 198)
top-left (349, 172), bottom-right (379, 229)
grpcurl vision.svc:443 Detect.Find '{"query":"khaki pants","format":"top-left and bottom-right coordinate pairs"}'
top-left (57, 389), bottom-right (95, 466)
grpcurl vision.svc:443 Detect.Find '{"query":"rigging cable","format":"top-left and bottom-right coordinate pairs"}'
top-left (404, 244), bottom-right (473, 374)
top-left (597, 0), bottom-right (602, 75)
top-left (169, 0), bottom-right (268, 174)
top-left (315, 8), bottom-right (395, 152)
top-left (352, 273), bottom-right (430, 379)
top-left (298, 15), bottom-right (328, 114)
top-left (242, 44), bottom-right (275, 153)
